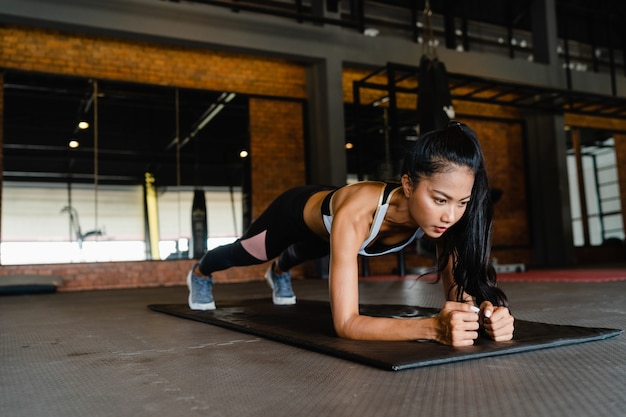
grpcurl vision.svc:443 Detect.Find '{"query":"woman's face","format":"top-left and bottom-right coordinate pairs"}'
top-left (402, 165), bottom-right (475, 239)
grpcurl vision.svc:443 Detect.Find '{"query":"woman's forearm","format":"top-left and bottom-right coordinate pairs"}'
top-left (334, 314), bottom-right (440, 342)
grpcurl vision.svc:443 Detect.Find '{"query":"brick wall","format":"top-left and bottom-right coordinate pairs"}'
top-left (0, 25), bottom-right (307, 99)
top-left (0, 259), bottom-right (270, 292)
top-left (0, 24), bottom-right (309, 289)
top-left (465, 120), bottom-right (529, 248)
top-left (249, 98), bottom-right (306, 216)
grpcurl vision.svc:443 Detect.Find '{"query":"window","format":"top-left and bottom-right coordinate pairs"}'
top-left (567, 130), bottom-right (624, 247)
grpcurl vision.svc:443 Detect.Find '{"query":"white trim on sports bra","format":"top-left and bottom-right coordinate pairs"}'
top-left (322, 184), bottom-right (424, 256)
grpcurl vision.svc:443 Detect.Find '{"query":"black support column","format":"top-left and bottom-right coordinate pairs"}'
top-left (524, 113), bottom-right (576, 267)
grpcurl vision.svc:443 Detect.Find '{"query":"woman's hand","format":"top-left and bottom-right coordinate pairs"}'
top-left (435, 301), bottom-right (480, 346)
top-left (479, 301), bottom-right (514, 341)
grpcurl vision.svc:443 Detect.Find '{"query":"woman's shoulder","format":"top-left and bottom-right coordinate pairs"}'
top-left (344, 180), bottom-right (389, 190)
top-left (344, 181), bottom-right (402, 196)
top-left (332, 181), bottom-right (388, 211)
top-left (339, 181), bottom-right (387, 195)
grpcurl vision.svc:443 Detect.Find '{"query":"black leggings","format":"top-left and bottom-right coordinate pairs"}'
top-left (197, 185), bottom-right (335, 275)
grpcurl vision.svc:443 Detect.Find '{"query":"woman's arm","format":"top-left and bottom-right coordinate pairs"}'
top-left (327, 186), bottom-right (480, 345)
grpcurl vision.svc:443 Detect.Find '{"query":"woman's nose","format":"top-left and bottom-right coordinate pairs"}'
top-left (441, 206), bottom-right (458, 224)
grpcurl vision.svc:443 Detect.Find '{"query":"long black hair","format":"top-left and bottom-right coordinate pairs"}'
top-left (401, 121), bottom-right (508, 307)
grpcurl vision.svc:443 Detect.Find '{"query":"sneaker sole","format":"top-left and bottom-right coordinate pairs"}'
top-left (272, 295), bottom-right (296, 305)
top-left (264, 267), bottom-right (296, 305)
top-left (187, 271), bottom-right (216, 311)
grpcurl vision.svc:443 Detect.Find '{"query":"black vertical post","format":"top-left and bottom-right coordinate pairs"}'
top-left (191, 189), bottom-right (208, 259)
top-left (622, 26), bottom-right (626, 77)
top-left (352, 0), bottom-right (364, 33)
top-left (442, 0), bottom-right (456, 50)
top-left (397, 251), bottom-right (406, 276)
top-left (461, 16), bottom-right (469, 52)
top-left (241, 149), bottom-right (252, 234)
top-left (411, 0), bottom-right (419, 43)
top-left (386, 64), bottom-right (400, 176)
top-left (530, 0), bottom-right (550, 64)
top-left (606, 20), bottom-right (617, 96)
top-left (352, 80), bottom-right (365, 181)
top-left (507, 4), bottom-right (515, 59)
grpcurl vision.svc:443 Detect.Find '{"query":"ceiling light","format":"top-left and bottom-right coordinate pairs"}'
top-left (371, 97), bottom-right (389, 107)
top-left (364, 28), bottom-right (379, 37)
top-left (345, 142), bottom-right (354, 150)
top-left (239, 150), bottom-right (249, 158)
top-left (78, 121), bottom-right (89, 130)
top-left (68, 140), bottom-right (80, 149)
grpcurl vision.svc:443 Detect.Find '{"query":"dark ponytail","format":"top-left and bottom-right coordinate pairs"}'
top-left (402, 122), bottom-right (508, 306)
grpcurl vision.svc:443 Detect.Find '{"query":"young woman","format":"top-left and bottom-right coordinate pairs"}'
top-left (187, 121), bottom-right (515, 346)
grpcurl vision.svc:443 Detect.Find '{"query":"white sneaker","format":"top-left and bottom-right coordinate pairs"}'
top-left (187, 264), bottom-right (216, 310)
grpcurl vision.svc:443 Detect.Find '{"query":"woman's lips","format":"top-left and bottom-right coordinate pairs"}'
top-left (434, 226), bottom-right (448, 234)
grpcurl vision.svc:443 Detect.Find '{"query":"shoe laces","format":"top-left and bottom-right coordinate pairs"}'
top-left (273, 271), bottom-right (293, 295)
top-left (194, 275), bottom-right (212, 298)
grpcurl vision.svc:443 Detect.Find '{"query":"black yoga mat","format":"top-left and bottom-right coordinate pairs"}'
top-left (149, 299), bottom-right (622, 371)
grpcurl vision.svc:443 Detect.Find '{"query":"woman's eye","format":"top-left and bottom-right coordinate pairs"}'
top-left (434, 198), bottom-right (446, 204)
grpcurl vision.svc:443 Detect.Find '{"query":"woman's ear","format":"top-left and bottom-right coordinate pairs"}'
top-left (401, 174), bottom-right (412, 198)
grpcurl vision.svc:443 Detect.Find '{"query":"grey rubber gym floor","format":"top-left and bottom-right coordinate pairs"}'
top-left (2, 278), bottom-right (624, 417)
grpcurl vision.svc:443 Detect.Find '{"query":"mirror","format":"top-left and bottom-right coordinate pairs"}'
top-left (2, 71), bottom-right (250, 264)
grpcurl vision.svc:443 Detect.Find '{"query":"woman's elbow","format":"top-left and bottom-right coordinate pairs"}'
top-left (334, 325), bottom-right (352, 339)
top-left (333, 316), bottom-right (360, 340)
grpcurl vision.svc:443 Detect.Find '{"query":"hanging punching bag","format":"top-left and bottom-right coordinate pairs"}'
top-left (415, 54), bottom-right (454, 264)
top-left (191, 189), bottom-right (208, 259)
top-left (416, 55), bottom-right (455, 136)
